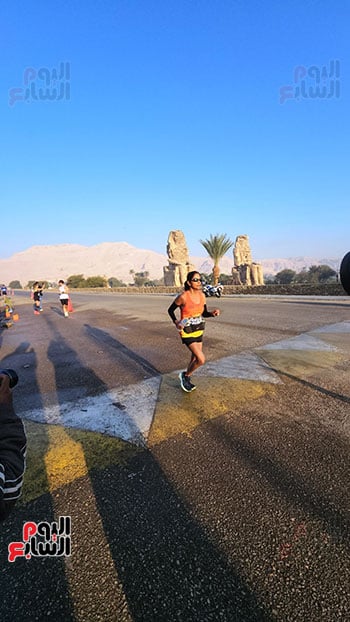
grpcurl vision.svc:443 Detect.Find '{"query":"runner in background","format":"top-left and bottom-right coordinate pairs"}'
top-left (58, 280), bottom-right (70, 317)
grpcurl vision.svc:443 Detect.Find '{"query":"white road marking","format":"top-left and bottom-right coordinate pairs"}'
top-left (195, 352), bottom-right (282, 383)
top-left (20, 321), bottom-right (348, 444)
top-left (22, 377), bottom-right (161, 445)
top-left (259, 334), bottom-right (337, 351)
top-left (310, 321), bottom-right (350, 334)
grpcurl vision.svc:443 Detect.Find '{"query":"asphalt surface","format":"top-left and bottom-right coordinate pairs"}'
top-left (0, 292), bottom-right (350, 621)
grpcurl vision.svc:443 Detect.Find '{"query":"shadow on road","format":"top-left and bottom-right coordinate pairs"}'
top-left (0, 343), bottom-right (74, 622)
top-left (90, 450), bottom-right (272, 622)
top-left (269, 367), bottom-right (350, 405)
top-left (207, 416), bottom-right (350, 549)
top-left (84, 323), bottom-right (161, 377)
top-left (2, 304), bottom-right (349, 620)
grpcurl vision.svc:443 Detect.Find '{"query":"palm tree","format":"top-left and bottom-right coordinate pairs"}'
top-left (200, 233), bottom-right (233, 285)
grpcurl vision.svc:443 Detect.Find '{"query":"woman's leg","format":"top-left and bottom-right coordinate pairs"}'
top-left (186, 341), bottom-right (205, 376)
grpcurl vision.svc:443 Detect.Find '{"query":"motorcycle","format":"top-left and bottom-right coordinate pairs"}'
top-left (202, 282), bottom-right (223, 297)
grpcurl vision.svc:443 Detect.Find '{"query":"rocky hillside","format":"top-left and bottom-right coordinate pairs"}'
top-left (261, 256), bottom-right (341, 276)
top-left (0, 242), bottom-right (342, 286)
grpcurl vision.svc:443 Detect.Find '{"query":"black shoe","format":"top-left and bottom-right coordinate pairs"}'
top-left (179, 372), bottom-right (195, 392)
top-left (188, 378), bottom-right (196, 391)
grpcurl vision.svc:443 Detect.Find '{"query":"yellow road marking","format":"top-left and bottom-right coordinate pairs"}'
top-left (256, 350), bottom-right (344, 378)
top-left (45, 427), bottom-right (88, 490)
top-left (148, 374), bottom-right (276, 446)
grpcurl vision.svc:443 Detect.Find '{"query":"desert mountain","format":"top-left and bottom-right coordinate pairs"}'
top-left (0, 242), bottom-right (342, 286)
top-left (261, 256), bottom-right (341, 276)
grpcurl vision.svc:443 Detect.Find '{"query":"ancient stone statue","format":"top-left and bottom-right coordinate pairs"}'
top-left (234, 235), bottom-right (252, 266)
top-left (163, 230), bottom-right (195, 286)
top-left (232, 234), bottom-right (264, 286)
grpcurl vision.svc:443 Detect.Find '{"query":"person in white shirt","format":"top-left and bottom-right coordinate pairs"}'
top-left (58, 279), bottom-right (70, 317)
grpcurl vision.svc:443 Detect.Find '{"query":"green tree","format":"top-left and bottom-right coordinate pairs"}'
top-left (9, 280), bottom-right (22, 289)
top-left (84, 276), bottom-right (107, 288)
top-left (67, 274), bottom-right (86, 288)
top-left (294, 265), bottom-right (337, 284)
top-left (305, 265), bottom-right (321, 284)
top-left (147, 277), bottom-right (164, 286)
top-left (134, 271), bottom-right (149, 287)
top-left (294, 269), bottom-right (309, 283)
top-left (308, 264), bottom-right (337, 283)
top-left (200, 233), bottom-right (233, 285)
top-left (219, 273), bottom-right (232, 285)
top-left (108, 277), bottom-right (126, 287)
top-left (274, 269), bottom-right (296, 284)
top-left (200, 273), bottom-right (211, 284)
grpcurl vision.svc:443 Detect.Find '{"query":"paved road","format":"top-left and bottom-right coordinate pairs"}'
top-left (5, 290), bottom-right (350, 407)
top-left (0, 292), bottom-right (350, 621)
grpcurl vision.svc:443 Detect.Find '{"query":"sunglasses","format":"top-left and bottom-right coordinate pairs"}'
top-left (191, 278), bottom-right (202, 282)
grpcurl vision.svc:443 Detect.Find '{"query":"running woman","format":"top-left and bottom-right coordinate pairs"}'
top-left (168, 270), bottom-right (220, 392)
top-left (58, 280), bottom-right (70, 317)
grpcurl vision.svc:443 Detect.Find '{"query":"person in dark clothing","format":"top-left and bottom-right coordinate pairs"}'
top-left (32, 282), bottom-right (44, 314)
top-left (0, 373), bottom-right (27, 521)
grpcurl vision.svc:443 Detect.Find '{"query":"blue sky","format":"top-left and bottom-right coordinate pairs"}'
top-left (1, 0), bottom-right (349, 261)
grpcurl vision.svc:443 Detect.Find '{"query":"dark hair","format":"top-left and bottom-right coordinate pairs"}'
top-left (184, 271), bottom-right (200, 290)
